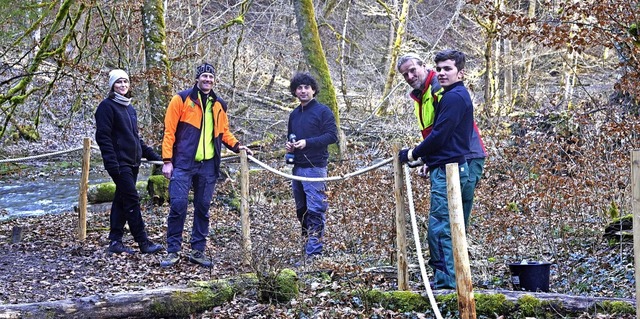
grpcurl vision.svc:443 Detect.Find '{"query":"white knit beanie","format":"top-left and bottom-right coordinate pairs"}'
top-left (108, 69), bottom-right (129, 90)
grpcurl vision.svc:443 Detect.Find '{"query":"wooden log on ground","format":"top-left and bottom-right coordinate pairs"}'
top-left (0, 286), bottom-right (222, 319)
top-left (0, 271), bottom-right (298, 319)
top-left (0, 280), bottom-right (634, 318)
top-left (462, 289), bottom-right (636, 315)
top-left (362, 266), bottom-right (636, 315)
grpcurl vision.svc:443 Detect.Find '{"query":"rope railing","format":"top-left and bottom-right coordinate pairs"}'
top-left (3, 139), bottom-right (469, 316)
top-left (0, 146), bottom-right (86, 163)
top-left (0, 143), bottom-right (392, 182)
top-left (246, 154), bottom-right (393, 182)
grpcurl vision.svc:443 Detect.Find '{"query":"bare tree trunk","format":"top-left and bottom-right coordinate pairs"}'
top-left (521, 0), bottom-right (537, 98)
top-left (493, 36), bottom-right (501, 115)
top-left (142, 0), bottom-right (172, 132)
top-left (339, 0), bottom-right (353, 111)
top-left (293, 0), bottom-right (343, 156)
top-left (504, 38), bottom-right (513, 114)
top-left (377, 0), bottom-right (409, 116)
top-left (563, 50), bottom-right (578, 110)
top-left (483, 32), bottom-right (495, 118)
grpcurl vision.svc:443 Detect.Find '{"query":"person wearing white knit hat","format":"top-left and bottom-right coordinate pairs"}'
top-left (108, 69), bottom-right (129, 92)
top-left (95, 69), bottom-right (163, 255)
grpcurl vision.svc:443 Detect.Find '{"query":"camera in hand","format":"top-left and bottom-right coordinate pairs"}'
top-left (285, 134), bottom-right (296, 165)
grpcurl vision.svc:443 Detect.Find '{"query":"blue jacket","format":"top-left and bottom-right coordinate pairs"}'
top-left (287, 99), bottom-right (338, 168)
top-left (95, 97), bottom-right (161, 175)
top-left (412, 81), bottom-right (474, 168)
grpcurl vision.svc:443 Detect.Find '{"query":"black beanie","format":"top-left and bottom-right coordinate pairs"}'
top-left (196, 63), bottom-right (215, 78)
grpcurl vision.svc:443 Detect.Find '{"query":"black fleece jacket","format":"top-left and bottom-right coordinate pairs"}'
top-left (94, 97), bottom-right (161, 175)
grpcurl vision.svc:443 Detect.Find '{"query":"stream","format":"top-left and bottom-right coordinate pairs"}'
top-left (0, 172), bottom-right (113, 221)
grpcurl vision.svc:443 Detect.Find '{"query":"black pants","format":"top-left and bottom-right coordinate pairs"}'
top-left (108, 166), bottom-right (148, 243)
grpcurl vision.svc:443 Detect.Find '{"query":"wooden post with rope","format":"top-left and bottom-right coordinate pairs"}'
top-left (77, 137), bottom-right (91, 241)
top-left (240, 149), bottom-right (252, 266)
top-left (393, 144), bottom-right (409, 290)
top-left (631, 150), bottom-right (640, 319)
top-left (445, 163), bottom-right (476, 319)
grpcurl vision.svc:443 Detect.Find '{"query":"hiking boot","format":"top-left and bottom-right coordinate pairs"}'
top-left (160, 252), bottom-right (180, 268)
top-left (188, 249), bottom-right (213, 268)
top-left (108, 241), bottom-right (135, 254)
top-left (139, 240), bottom-right (163, 254)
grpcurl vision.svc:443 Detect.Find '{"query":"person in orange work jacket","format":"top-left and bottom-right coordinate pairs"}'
top-left (159, 63), bottom-right (252, 268)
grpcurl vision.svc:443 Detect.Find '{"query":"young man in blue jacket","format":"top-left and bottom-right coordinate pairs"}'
top-left (398, 50), bottom-right (475, 289)
top-left (397, 53), bottom-right (487, 226)
top-left (285, 72), bottom-right (338, 264)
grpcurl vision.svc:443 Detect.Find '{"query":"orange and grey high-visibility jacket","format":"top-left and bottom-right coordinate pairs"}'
top-left (162, 85), bottom-right (240, 174)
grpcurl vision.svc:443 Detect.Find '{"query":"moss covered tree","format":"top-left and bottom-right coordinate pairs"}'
top-left (293, 0), bottom-right (344, 156)
top-left (377, 0), bottom-right (410, 116)
top-left (142, 0), bottom-right (172, 135)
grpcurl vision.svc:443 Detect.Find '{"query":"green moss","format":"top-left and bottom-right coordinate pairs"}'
top-left (435, 293), bottom-right (463, 316)
top-left (0, 162), bottom-right (27, 175)
top-left (88, 182), bottom-right (116, 203)
top-left (517, 294), bottom-right (543, 317)
top-left (257, 268), bottom-right (299, 303)
top-left (363, 289), bottom-right (429, 312)
top-left (328, 143), bottom-right (340, 161)
top-left (610, 214), bottom-right (632, 224)
top-left (388, 291), bottom-right (429, 312)
top-left (16, 124), bottom-right (39, 141)
top-left (474, 293), bottom-right (516, 317)
top-left (228, 191), bottom-right (241, 211)
top-left (147, 175), bottom-right (169, 204)
top-left (86, 181), bottom-right (148, 203)
top-left (253, 132), bottom-right (276, 146)
top-left (598, 300), bottom-right (635, 314)
top-left (606, 201), bottom-right (620, 219)
top-left (148, 287), bottom-right (233, 317)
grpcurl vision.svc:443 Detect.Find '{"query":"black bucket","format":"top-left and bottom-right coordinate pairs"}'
top-left (508, 261), bottom-right (552, 292)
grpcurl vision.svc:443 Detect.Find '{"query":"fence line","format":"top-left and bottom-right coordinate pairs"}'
top-left (247, 154), bottom-right (393, 182)
top-left (0, 146), bottom-right (86, 163)
top-left (3, 139), bottom-right (462, 316)
top-left (0, 144), bottom-right (393, 183)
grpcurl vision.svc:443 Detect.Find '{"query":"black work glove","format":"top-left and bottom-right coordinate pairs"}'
top-left (398, 148), bottom-right (414, 163)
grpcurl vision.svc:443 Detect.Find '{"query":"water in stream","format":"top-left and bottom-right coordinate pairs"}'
top-left (0, 173), bottom-right (112, 221)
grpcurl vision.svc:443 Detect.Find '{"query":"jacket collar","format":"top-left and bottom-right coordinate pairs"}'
top-left (189, 84), bottom-right (217, 107)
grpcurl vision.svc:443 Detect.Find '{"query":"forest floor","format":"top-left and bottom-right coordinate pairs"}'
top-left (0, 149), bottom-right (636, 318)
top-left (0, 93), bottom-right (638, 318)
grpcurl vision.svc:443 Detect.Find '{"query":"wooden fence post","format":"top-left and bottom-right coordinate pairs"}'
top-left (446, 163), bottom-right (476, 319)
top-left (240, 150), bottom-right (252, 266)
top-left (631, 150), bottom-right (640, 319)
top-left (77, 137), bottom-right (90, 241)
top-left (393, 143), bottom-right (409, 290)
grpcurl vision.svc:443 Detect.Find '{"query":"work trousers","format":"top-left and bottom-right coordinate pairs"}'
top-left (427, 162), bottom-right (470, 289)
top-left (166, 159), bottom-right (217, 253)
top-left (291, 166), bottom-right (328, 256)
top-left (108, 166), bottom-right (148, 243)
top-left (462, 158), bottom-right (485, 226)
